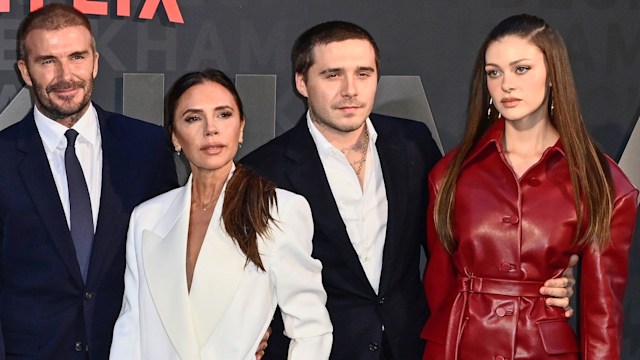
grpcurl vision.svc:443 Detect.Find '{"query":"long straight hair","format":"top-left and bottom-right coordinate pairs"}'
top-left (165, 69), bottom-right (277, 270)
top-left (434, 14), bottom-right (613, 254)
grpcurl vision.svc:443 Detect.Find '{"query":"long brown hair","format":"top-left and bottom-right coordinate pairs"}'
top-left (435, 14), bottom-right (613, 254)
top-left (166, 69), bottom-right (277, 270)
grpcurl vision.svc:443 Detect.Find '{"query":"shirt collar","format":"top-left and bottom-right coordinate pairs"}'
top-left (463, 116), bottom-right (565, 167)
top-left (306, 110), bottom-right (378, 156)
top-left (34, 103), bottom-right (100, 151)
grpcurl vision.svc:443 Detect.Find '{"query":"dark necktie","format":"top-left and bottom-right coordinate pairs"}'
top-left (65, 129), bottom-right (94, 282)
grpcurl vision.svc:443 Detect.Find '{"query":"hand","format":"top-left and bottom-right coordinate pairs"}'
top-left (539, 254), bottom-right (578, 318)
top-left (255, 326), bottom-right (272, 360)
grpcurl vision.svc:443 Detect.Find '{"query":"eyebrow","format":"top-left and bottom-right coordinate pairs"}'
top-left (485, 58), bottom-right (532, 67)
top-left (180, 105), bottom-right (234, 117)
top-left (33, 50), bottom-right (91, 63)
top-left (319, 66), bottom-right (376, 75)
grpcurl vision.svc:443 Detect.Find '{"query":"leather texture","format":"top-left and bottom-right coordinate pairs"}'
top-left (422, 118), bottom-right (638, 360)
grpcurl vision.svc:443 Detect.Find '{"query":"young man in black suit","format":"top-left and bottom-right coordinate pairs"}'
top-left (241, 21), bottom-right (576, 359)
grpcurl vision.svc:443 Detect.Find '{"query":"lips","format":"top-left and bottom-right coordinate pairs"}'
top-left (501, 98), bottom-right (521, 108)
top-left (200, 144), bottom-right (225, 154)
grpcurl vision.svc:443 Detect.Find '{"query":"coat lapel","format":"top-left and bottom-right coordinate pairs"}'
top-left (372, 116), bottom-right (409, 292)
top-left (86, 106), bottom-right (128, 286)
top-left (142, 181), bottom-right (200, 359)
top-left (143, 175), bottom-right (245, 355)
top-left (189, 183), bottom-right (246, 348)
top-left (285, 118), bottom-right (373, 294)
top-left (17, 114), bottom-right (84, 286)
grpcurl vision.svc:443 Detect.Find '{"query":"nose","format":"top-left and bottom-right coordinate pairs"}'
top-left (204, 117), bottom-right (218, 136)
top-left (55, 60), bottom-right (72, 81)
top-left (501, 74), bottom-right (514, 93)
top-left (341, 75), bottom-right (358, 98)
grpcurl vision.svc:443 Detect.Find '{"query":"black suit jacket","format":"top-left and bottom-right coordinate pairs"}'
top-left (241, 113), bottom-right (441, 359)
top-left (0, 104), bottom-right (178, 360)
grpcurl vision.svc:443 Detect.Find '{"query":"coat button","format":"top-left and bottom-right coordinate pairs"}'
top-left (499, 262), bottom-right (513, 272)
top-left (496, 307), bottom-right (507, 317)
top-left (379, 297), bottom-right (385, 305)
top-left (84, 292), bottom-right (93, 300)
top-left (368, 342), bottom-right (379, 351)
top-left (75, 341), bottom-right (83, 352)
top-left (502, 215), bottom-right (519, 224)
top-left (496, 356), bottom-right (506, 360)
top-left (528, 177), bottom-right (541, 186)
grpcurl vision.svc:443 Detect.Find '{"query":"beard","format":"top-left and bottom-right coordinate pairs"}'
top-left (32, 78), bottom-right (94, 122)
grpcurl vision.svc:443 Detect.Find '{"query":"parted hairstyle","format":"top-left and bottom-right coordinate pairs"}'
top-left (434, 14), bottom-right (613, 254)
top-left (17, 3), bottom-right (96, 61)
top-left (291, 20), bottom-right (381, 80)
top-left (165, 69), bottom-right (277, 271)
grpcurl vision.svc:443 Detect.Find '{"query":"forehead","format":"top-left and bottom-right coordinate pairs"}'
top-left (310, 39), bottom-right (376, 70)
top-left (485, 35), bottom-right (544, 64)
top-left (176, 81), bottom-right (237, 110)
top-left (24, 25), bottom-right (93, 55)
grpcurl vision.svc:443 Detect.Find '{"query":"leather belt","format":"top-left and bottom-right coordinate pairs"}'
top-left (457, 275), bottom-right (544, 297)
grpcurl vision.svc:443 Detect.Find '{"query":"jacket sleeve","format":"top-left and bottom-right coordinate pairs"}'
top-left (421, 171), bottom-right (458, 342)
top-left (109, 208), bottom-right (143, 359)
top-left (269, 193), bottom-right (333, 359)
top-left (580, 187), bottom-right (638, 359)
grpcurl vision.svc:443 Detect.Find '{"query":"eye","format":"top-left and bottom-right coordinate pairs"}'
top-left (184, 115), bottom-right (200, 123)
top-left (325, 72), bottom-right (339, 79)
top-left (485, 69), bottom-right (501, 78)
top-left (515, 66), bottom-right (530, 74)
top-left (72, 54), bottom-right (85, 60)
top-left (218, 111), bottom-right (233, 119)
top-left (40, 59), bottom-right (54, 65)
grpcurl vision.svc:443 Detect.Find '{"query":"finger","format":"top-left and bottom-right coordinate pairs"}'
top-left (568, 254), bottom-right (579, 267)
top-left (539, 286), bottom-right (567, 298)
top-left (543, 277), bottom-right (568, 288)
top-left (545, 297), bottom-right (569, 308)
top-left (564, 306), bottom-right (574, 318)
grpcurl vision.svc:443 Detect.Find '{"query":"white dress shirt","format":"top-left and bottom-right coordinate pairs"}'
top-left (307, 113), bottom-right (388, 293)
top-left (34, 104), bottom-right (103, 231)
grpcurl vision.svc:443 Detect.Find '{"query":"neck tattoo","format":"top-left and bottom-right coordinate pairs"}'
top-left (353, 127), bottom-right (369, 176)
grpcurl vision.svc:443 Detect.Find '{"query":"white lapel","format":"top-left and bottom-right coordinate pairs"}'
top-left (189, 167), bottom-right (246, 348)
top-left (142, 177), bottom-right (200, 360)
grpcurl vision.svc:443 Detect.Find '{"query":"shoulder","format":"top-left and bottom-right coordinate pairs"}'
top-left (273, 188), bottom-right (311, 217)
top-left (133, 186), bottom-right (183, 218)
top-left (604, 156), bottom-right (639, 199)
top-left (96, 104), bottom-right (166, 140)
top-left (429, 148), bottom-right (459, 183)
top-left (241, 126), bottom-right (296, 165)
top-left (370, 113), bottom-right (431, 138)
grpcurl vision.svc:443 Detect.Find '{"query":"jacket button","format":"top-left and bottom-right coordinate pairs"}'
top-left (368, 342), bottom-right (379, 351)
top-left (74, 341), bottom-right (83, 352)
top-left (509, 215), bottom-right (519, 224)
top-left (379, 297), bottom-right (385, 305)
top-left (502, 215), bottom-right (519, 224)
top-left (496, 307), bottom-right (507, 317)
top-left (84, 292), bottom-right (93, 300)
top-left (528, 177), bottom-right (541, 186)
top-left (499, 262), bottom-right (516, 272)
top-left (496, 356), bottom-right (506, 360)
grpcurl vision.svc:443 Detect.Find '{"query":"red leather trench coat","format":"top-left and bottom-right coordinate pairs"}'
top-left (421, 118), bottom-right (638, 360)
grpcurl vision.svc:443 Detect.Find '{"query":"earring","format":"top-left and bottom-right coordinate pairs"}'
top-left (549, 88), bottom-right (554, 117)
top-left (238, 142), bottom-right (243, 149)
top-left (175, 146), bottom-right (181, 156)
top-left (487, 98), bottom-right (493, 117)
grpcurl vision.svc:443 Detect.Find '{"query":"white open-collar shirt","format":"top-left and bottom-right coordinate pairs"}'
top-left (34, 103), bottom-right (103, 231)
top-left (307, 112), bottom-right (388, 293)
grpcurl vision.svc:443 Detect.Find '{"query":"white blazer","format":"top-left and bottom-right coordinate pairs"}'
top-left (110, 174), bottom-right (333, 360)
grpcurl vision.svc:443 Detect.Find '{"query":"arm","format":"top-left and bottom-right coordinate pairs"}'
top-left (109, 209), bottom-right (143, 359)
top-left (580, 188), bottom-right (638, 358)
top-left (270, 193), bottom-right (332, 359)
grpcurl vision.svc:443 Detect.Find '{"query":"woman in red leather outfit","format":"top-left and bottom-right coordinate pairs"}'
top-left (422, 14), bottom-right (638, 359)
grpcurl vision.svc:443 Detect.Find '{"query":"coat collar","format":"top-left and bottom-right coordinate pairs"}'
top-left (142, 172), bottom-right (246, 357)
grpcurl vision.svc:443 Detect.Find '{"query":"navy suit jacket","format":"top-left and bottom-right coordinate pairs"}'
top-left (241, 114), bottom-right (441, 359)
top-left (0, 104), bottom-right (178, 360)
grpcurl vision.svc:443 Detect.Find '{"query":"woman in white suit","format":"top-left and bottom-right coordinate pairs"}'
top-left (110, 69), bottom-right (333, 359)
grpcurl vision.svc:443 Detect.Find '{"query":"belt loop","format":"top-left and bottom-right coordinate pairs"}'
top-left (468, 275), bottom-right (476, 293)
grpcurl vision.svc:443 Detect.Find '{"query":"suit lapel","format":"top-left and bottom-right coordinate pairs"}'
top-left (372, 116), bottom-right (409, 292)
top-left (285, 118), bottom-right (373, 292)
top-left (189, 184), bottom-right (245, 348)
top-left (86, 106), bottom-right (128, 286)
top-left (142, 182), bottom-right (200, 359)
top-left (17, 114), bottom-right (84, 286)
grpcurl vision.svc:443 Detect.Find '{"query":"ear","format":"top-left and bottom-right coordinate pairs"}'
top-left (239, 118), bottom-right (245, 143)
top-left (92, 51), bottom-right (99, 79)
top-left (295, 72), bottom-right (308, 98)
top-left (171, 132), bottom-right (180, 150)
top-left (17, 60), bottom-right (33, 87)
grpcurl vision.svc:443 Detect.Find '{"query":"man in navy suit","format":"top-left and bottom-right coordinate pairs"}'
top-left (0, 4), bottom-right (177, 359)
top-left (241, 21), bottom-right (576, 359)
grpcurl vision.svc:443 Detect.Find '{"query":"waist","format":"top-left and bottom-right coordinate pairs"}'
top-left (457, 275), bottom-right (544, 297)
